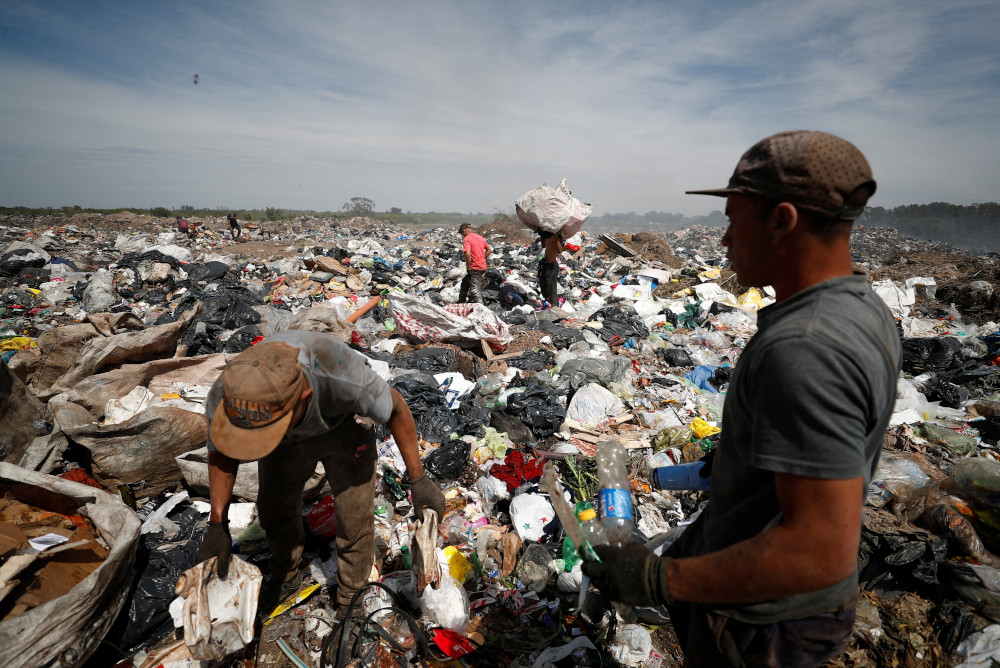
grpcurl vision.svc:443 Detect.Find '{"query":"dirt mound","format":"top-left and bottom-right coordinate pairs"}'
top-left (475, 216), bottom-right (535, 245)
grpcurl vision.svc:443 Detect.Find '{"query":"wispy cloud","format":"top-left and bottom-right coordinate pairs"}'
top-left (0, 0), bottom-right (997, 214)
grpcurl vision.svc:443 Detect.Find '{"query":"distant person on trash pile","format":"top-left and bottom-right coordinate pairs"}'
top-left (176, 216), bottom-right (190, 236)
top-left (227, 211), bottom-right (241, 239)
top-left (458, 222), bottom-right (491, 303)
top-left (537, 229), bottom-right (563, 307)
top-left (196, 332), bottom-right (446, 618)
top-left (584, 130), bottom-right (902, 668)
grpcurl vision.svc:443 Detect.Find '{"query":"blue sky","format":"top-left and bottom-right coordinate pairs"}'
top-left (0, 1), bottom-right (998, 216)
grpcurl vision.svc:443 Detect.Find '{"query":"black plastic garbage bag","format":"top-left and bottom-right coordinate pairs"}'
top-left (923, 376), bottom-right (968, 409)
top-left (539, 322), bottom-right (585, 349)
top-left (224, 325), bottom-right (262, 353)
top-left (902, 336), bottom-right (962, 374)
top-left (659, 347), bottom-right (694, 367)
top-left (16, 266), bottom-right (50, 288)
top-left (396, 347), bottom-right (455, 374)
top-left (509, 349), bottom-right (551, 372)
top-left (589, 305), bottom-right (649, 343)
top-left (118, 249), bottom-right (184, 270)
top-left (455, 401), bottom-right (490, 438)
top-left (423, 440), bottom-right (471, 481)
top-left (221, 297), bottom-right (262, 329)
top-left (0, 248), bottom-right (47, 277)
top-left (490, 410), bottom-right (533, 444)
top-left (504, 382), bottom-right (566, 438)
top-left (393, 377), bottom-right (458, 443)
top-left (187, 261), bottom-right (230, 282)
top-left (113, 504), bottom-right (207, 653)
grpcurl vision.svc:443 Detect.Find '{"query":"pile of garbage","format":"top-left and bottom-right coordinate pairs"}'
top-left (2, 208), bottom-right (1000, 667)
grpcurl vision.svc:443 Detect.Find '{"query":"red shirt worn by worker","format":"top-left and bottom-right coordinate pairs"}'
top-left (462, 232), bottom-right (490, 271)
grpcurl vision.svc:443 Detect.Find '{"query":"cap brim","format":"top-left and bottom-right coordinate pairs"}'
top-left (685, 188), bottom-right (738, 197)
top-left (209, 398), bottom-right (294, 461)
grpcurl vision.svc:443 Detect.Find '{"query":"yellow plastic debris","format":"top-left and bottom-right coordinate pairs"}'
top-left (737, 288), bottom-right (765, 311)
top-left (689, 418), bottom-right (721, 439)
top-left (443, 545), bottom-right (472, 583)
top-left (0, 336), bottom-right (37, 352)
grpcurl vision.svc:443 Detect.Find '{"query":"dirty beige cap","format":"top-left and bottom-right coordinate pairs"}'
top-left (209, 342), bottom-right (305, 461)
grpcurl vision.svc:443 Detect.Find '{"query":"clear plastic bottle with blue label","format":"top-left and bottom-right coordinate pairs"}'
top-left (596, 440), bottom-right (634, 548)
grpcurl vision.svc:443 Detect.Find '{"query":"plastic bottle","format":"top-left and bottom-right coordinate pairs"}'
top-left (650, 462), bottom-right (711, 491)
top-left (596, 440), bottom-right (635, 548)
top-left (576, 503), bottom-right (605, 549)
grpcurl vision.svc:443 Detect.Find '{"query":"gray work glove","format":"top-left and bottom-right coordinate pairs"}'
top-left (582, 543), bottom-right (675, 607)
top-left (409, 475), bottom-right (446, 521)
top-left (196, 521), bottom-right (232, 579)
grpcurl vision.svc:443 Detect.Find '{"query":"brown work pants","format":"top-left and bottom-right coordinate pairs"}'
top-left (257, 416), bottom-right (376, 609)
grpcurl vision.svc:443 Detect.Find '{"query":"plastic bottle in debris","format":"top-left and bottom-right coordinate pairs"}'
top-left (596, 440), bottom-right (635, 548)
top-left (650, 462), bottom-right (711, 491)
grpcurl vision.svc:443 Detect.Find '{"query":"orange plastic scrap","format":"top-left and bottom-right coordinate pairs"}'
top-left (59, 467), bottom-right (103, 490)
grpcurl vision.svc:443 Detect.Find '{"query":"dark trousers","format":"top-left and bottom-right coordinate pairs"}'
top-left (665, 601), bottom-right (856, 668)
top-left (459, 269), bottom-right (485, 303)
top-left (257, 416), bottom-right (376, 608)
top-left (538, 260), bottom-right (559, 305)
top-left (230, 223), bottom-right (241, 238)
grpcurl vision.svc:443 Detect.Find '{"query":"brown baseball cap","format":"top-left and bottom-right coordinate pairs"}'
top-left (686, 130), bottom-right (877, 221)
top-left (209, 342), bottom-right (306, 461)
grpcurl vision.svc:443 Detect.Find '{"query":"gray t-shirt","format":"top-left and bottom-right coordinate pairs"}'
top-left (676, 275), bottom-right (901, 623)
top-left (206, 330), bottom-right (393, 451)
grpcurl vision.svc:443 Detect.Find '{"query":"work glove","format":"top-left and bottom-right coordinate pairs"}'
top-left (196, 520), bottom-right (232, 580)
top-left (581, 543), bottom-right (675, 608)
top-left (410, 474), bottom-right (446, 521)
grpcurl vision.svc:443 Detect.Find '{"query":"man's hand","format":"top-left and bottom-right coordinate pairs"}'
top-left (582, 544), bottom-right (674, 607)
top-left (196, 521), bottom-right (232, 579)
top-left (410, 475), bottom-right (446, 520)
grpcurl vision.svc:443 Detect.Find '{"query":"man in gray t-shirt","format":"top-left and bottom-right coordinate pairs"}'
top-left (584, 131), bottom-right (901, 667)
top-left (195, 331), bottom-right (446, 616)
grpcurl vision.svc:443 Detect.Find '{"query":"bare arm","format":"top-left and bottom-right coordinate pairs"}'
top-left (386, 388), bottom-right (424, 480)
top-left (666, 473), bottom-right (863, 603)
top-left (464, 249), bottom-right (473, 270)
top-left (207, 450), bottom-right (239, 523)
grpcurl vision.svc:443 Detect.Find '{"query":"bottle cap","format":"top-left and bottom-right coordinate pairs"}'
top-left (576, 507), bottom-right (597, 522)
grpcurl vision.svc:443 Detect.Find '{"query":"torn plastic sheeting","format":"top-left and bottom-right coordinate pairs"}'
top-left (684, 365), bottom-right (719, 393)
top-left (49, 353), bottom-right (229, 418)
top-left (532, 635), bottom-right (598, 668)
top-left (286, 304), bottom-right (354, 342)
top-left (873, 279), bottom-right (916, 318)
top-left (175, 447), bottom-right (326, 502)
top-left (105, 386), bottom-right (155, 425)
top-left (390, 293), bottom-right (512, 350)
top-left (0, 462), bottom-right (141, 668)
top-left (50, 402), bottom-right (207, 498)
top-left (40, 310), bottom-right (197, 400)
top-left (955, 624), bottom-right (1000, 668)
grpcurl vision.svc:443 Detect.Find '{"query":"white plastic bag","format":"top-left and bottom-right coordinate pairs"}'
top-left (509, 492), bottom-right (555, 542)
top-left (566, 383), bottom-right (624, 427)
top-left (515, 179), bottom-right (592, 238)
top-left (420, 571), bottom-right (469, 633)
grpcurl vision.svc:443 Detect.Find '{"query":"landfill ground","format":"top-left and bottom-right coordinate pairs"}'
top-left (2, 211), bottom-right (1000, 667)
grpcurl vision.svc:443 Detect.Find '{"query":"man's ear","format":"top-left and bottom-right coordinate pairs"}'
top-left (771, 202), bottom-right (799, 242)
top-left (301, 387), bottom-right (314, 403)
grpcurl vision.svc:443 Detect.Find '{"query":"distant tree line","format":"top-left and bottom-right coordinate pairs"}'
top-left (857, 202), bottom-right (1000, 253)
top-left (1, 201), bottom-right (995, 251)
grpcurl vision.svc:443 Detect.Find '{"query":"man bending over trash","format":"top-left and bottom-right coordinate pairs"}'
top-left (196, 331), bottom-right (447, 617)
top-left (584, 131), bottom-right (901, 667)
